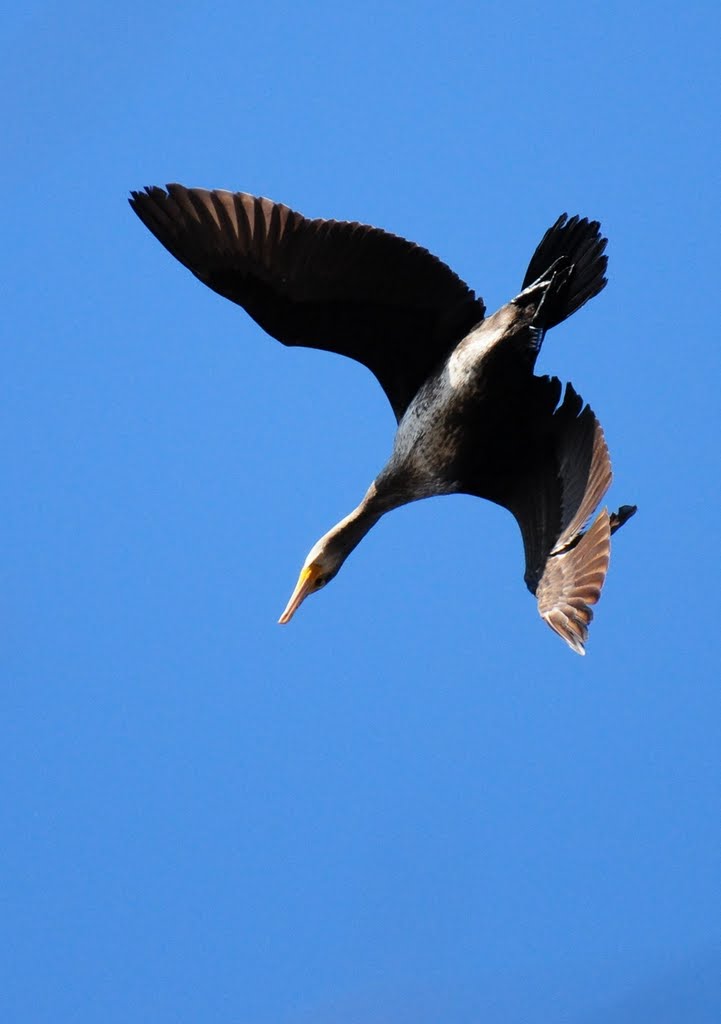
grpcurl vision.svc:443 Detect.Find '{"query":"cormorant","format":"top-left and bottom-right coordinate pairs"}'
top-left (129, 184), bottom-right (635, 654)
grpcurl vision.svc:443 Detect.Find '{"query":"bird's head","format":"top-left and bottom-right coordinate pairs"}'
top-left (277, 536), bottom-right (343, 624)
top-left (277, 490), bottom-right (383, 624)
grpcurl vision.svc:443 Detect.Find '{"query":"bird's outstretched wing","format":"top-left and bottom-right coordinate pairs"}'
top-left (494, 377), bottom-right (619, 654)
top-left (129, 184), bottom-right (486, 420)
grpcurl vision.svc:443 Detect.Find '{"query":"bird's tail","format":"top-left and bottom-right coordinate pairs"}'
top-left (520, 214), bottom-right (608, 330)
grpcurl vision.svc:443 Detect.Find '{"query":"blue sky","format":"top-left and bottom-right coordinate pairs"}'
top-left (3, 1), bottom-right (720, 1021)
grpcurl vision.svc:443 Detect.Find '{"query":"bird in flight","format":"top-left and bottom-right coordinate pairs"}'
top-left (130, 184), bottom-right (635, 654)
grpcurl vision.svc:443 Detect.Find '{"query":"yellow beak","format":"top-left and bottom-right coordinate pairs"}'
top-left (278, 564), bottom-right (321, 624)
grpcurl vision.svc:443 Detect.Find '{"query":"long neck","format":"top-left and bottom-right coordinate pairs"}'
top-left (323, 484), bottom-right (388, 562)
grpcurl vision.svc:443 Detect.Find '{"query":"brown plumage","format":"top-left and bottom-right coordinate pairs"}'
top-left (130, 184), bottom-right (636, 653)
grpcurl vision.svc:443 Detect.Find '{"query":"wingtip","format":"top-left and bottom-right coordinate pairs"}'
top-left (542, 608), bottom-right (590, 655)
top-left (128, 185), bottom-right (157, 211)
top-left (538, 509), bottom-right (611, 656)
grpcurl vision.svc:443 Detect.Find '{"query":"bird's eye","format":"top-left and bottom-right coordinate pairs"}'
top-left (315, 574), bottom-right (329, 589)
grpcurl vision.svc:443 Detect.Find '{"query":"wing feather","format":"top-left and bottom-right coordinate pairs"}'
top-left (496, 378), bottom-right (615, 654)
top-left (129, 184), bottom-right (486, 419)
top-left (537, 509), bottom-right (611, 655)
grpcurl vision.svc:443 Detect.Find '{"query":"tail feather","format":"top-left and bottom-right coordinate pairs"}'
top-left (522, 214), bottom-right (608, 330)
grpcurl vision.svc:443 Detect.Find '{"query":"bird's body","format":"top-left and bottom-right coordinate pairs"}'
top-left (387, 307), bottom-right (541, 496)
top-left (130, 185), bottom-right (636, 653)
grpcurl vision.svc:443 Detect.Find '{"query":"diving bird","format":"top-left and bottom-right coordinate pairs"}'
top-left (129, 184), bottom-right (635, 654)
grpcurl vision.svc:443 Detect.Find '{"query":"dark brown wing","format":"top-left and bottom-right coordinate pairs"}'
top-left (129, 184), bottom-right (486, 420)
top-left (495, 378), bottom-right (614, 655)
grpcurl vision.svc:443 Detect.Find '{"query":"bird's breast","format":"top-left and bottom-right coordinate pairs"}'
top-left (386, 377), bottom-right (484, 498)
top-left (383, 327), bottom-right (533, 501)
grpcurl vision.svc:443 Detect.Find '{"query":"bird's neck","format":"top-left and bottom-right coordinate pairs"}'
top-left (323, 483), bottom-right (391, 562)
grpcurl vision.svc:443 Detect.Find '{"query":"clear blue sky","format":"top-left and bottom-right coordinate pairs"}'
top-left (3, 2), bottom-right (719, 1021)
